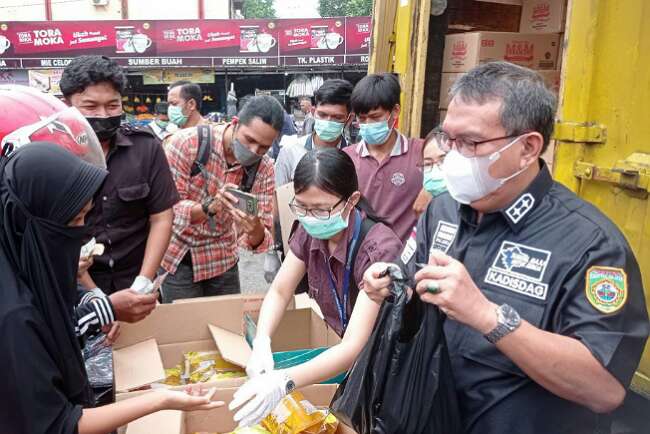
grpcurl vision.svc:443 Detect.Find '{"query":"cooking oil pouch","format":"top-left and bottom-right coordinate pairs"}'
top-left (185, 351), bottom-right (243, 384)
top-left (163, 365), bottom-right (184, 386)
top-left (261, 392), bottom-right (326, 434)
top-left (303, 411), bottom-right (339, 434)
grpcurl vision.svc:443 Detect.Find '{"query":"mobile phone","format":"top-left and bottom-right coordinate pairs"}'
top-left (226, 188), bottom-right (259, 216)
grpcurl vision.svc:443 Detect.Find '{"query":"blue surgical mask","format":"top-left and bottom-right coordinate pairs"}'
top-left (314, 118), bottom-right (345, 142)
top-left (298, 209), bottom-right (349, 240)
top-left (423, 165), bottom-right (447, 197)
top-left (359, 117), bottom-right (393, 145)
top-left (168, 105), bottom-right (188, 127)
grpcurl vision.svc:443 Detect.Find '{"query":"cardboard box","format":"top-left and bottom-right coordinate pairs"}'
top-left (124, 384), bottom-right (357, 433)
top-left (439, 73), bottom-right (465, 109)
top-left (520, 0), bottom-right (566, 33)
top-left (172, 293), bottom-right (296, 323)
top-left (213, 307), bottom-right (341, 370)
top-left (113, 297), bottom-right (248, 396)
top-left (114, 297), bottom-right (338, 399)
top-left (442, 31), bottom-right (560, 72)
top-left (537, 69), bottom-right (561, 94)
top-left (276, 181), bottom-right (296, 256)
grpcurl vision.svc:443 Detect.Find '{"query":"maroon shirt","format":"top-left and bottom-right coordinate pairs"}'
top-left (289, 211), bottom-right (403, 336)
top-left (344, 133), bottom-right (423, 243)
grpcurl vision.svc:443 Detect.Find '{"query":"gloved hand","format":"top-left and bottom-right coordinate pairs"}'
top-left (229, 370), bottom-right (289, 428)
top-left (246, 334), bottom-right (274, 378)
top-left (263, 249), bottom-right (282, 283)
top-left (131, 275), bottom-right (154, 295)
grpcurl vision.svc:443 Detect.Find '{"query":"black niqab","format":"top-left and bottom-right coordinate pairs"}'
top-left (0, 143), bottom-right (107, 433)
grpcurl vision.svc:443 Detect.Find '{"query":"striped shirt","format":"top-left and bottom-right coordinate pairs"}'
top-left (162, 124), bottom-right (275, 282)
top-left (74, 288), bottom-right (114, 341)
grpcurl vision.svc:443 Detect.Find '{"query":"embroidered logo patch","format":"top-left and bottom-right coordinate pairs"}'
top-left (391, 172), bottom-right (406, 187)
top-left (400, 227), bottom-right (417, 264)
top-left (430, 221), bottom-right (458, 254)
top-left (586, 266), bottom-right (627, 314)
top-left (506, 193), bottom-right (535, 224)
top-left (484, 241), bottom-right (551, 301)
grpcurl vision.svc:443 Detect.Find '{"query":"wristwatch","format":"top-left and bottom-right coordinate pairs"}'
top-left (202, 197), bottom-right (216, 217)
top-left (484, 304), bottom-right (521, 344)
top-left (283, 372), bottom-right (296, 395)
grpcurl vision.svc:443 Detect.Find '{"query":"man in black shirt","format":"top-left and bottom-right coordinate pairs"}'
top-left (363, 62), bottom-right (650, 434)
top-left (62, 56), bottom-right (179, 323)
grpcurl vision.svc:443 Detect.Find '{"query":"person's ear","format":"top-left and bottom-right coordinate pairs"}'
top-left (349, 191), bottom-right (361, 208)
top-left (187, 99), bottom-right (197, 113)
top-left (520, 132), bottom-right (544, 168)
top-left (392, 104), bottom-right (401, 119)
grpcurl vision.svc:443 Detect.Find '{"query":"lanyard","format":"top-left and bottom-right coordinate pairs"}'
top-left (324, 210), bottom-right (362, 332)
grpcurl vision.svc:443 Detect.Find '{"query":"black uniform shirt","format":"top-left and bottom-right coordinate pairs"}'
top-left (87, 125), bottom-right (179, 294)
top-left (399, 162), bottom-right (649, 434)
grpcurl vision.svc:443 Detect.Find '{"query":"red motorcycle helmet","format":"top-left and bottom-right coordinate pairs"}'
top-left (0, 84), bottom-right (105, 168)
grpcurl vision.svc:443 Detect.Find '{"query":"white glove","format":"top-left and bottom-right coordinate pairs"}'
top-left (263, 250), bottom-right (282, 284)
top-left (229, 370), bottom-right (289, 428)
top-left (131, 275), bottom-right (154, 295)
top-left (246, 334), bottom-right (274, 378)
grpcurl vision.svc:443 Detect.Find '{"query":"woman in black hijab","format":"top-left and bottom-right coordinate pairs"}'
top-left (0, 143), bottom-right (222, 434)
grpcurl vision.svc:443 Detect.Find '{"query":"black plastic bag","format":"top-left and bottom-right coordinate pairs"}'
top-left (330, 265), bottom-right (461, 434)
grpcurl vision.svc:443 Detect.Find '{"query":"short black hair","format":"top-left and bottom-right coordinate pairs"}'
top-left (314, 79), bottom-right (353, 112)
top-left (238, 94), bottom-right (254, 111)
top-left (154, 102), bottom-right (169, 115)
top-left (60, 55), bottom-right (127, 98)
top-left (238, 95), bottom-right (285, 132)
top-left (294, 148), bottom-right (383, 223)
top-left (169, 80), bottom-right (203, 111)
top-left (351, 73), bottom-right (401, 115)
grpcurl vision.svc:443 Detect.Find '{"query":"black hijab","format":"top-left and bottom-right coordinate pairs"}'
top-left (0, 143), bottom-right (107, 420)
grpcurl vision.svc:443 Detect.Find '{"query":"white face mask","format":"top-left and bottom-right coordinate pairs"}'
top-left (441, 135), bottom-right (528, 204)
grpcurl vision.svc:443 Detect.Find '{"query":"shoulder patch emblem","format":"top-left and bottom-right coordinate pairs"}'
top-left (586, 266), bottom-right (628, 314)
top-left (506, 193), bottom-right (535, 224)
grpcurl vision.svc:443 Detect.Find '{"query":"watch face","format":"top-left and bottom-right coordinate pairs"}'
top-left (500, 304), bottom-right (521, 328)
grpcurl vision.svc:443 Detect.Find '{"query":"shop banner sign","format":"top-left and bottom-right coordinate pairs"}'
top-left (0, 17), bottom-right (371, 69)
top-left (143, 68), bottom-right (215, 85)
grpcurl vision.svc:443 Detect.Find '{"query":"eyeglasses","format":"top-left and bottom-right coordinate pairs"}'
top-left (416, 159), bottom-right (443, 173)
top-left (431, 131), bottom-right (522, 157)
top-left (289, 197), bottom-right (346, 220)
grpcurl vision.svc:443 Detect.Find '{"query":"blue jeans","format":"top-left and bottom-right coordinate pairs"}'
top-left (161, 262), bottom-right (240, 304)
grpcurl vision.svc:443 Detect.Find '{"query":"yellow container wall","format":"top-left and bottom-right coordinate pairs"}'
top-left (554, 0), bottom-right (650, 395)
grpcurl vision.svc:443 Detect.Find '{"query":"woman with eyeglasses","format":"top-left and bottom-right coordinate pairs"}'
top-left (228, 148), bottom-right (403, 428)
top-left (413, 128), bottom-right (450, 217)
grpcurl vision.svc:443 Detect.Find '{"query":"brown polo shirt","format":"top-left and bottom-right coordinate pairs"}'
top-left (344, 133), bottom-right (423, 242)
top-left (87, 125), bottom-right (179, 294)
top-left (289, 211), bottom-right (403, 336)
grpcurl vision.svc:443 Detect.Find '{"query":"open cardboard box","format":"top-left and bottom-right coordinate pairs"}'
top-left (124, 384), bottom-right (357, 434)
top-left (113, 296), bottom-right (338, 400)
top-left (113, 296), bottom-right (251, 398)
top-left (210, 307), bottom-right (341, 375)
top-left (172, 293), bottom-right (296, 323)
